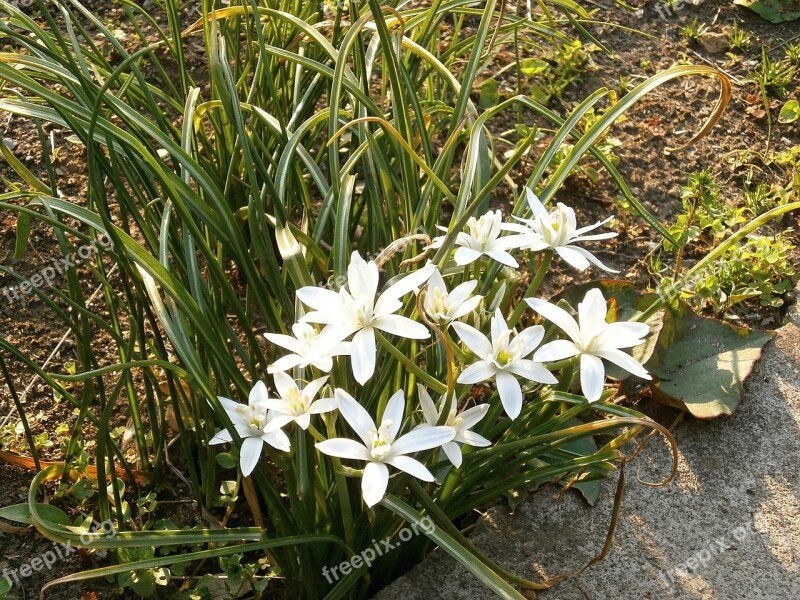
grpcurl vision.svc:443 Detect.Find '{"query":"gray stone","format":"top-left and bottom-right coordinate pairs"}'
top-left (376, 297), bottom-right (800, 599)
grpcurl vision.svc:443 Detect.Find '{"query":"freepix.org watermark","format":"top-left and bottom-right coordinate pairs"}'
top-left (659, 519), bottom-right (757, 587)
top-left (2, 518), bottom-right (117, 588)
top-left (1, 234), bottom-right (114, 305)
top-left (321, 516), bottom-right (435, 583)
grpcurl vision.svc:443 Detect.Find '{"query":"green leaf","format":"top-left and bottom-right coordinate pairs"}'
top-left (215, 452), bottom-right (237, 470)
top-left (734, 0), bottom-right (800, 23)
top-left (13, 211), bottom-right (30, 259)
top-left (479, 79), bottom-right (499, 110)
top-left (647, 301), bottom-right (775, 418)
top-left (778, 99), bottom-right (799, 123)
top-left (519, 58), bottom-right (549, 76)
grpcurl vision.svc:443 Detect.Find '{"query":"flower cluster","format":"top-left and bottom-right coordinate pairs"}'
top-left (209, 189), bottom-right (652, 507)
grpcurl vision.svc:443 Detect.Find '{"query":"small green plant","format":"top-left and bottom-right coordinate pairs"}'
top-left (524, 40), bottom-right (597, 105)
top-left (658, 171), bottom-right (796, 316)
top-left (666, 171), bottom-right (745, 255)
top-left (784, 41), bottom-right (800, 66)
top-left (688, 234), bottom-right (795, 315)
top-left (752, 49), bottom-right (797, 99)
top-left (681, 18), bottom-right (708, 43)
top-left (729, 21), bottom-right (752, 52)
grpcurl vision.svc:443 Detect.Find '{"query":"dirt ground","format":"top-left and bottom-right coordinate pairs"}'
top-left (0, 0), bottom-right (798, 598)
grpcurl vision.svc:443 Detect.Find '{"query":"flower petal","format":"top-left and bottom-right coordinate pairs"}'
top-left (457, 360), bottom-right (497, 385)
top-left (580, 353), bottom-right (605, 402)
top-left (380, 262), bottom-right (435, 303)
top-left (526, 188), bottom-right (549, 219)
top-left (385, 455), bottom-right (435, 481)
top-left (347, 251), bottom-right (380, 300)
top-left (391, 425), bottom-right (455, 456)
top-left (416, 385), bottom-right (439, 425)
top-left (351, 327), bottom-right (377, 385)
top-left (263, 429), bottom-right (291, 453)
top-left (490, 308), bottom-right (509, 346)
top-left (249, 380), bottom-right (270, 407)
top-left (373, 314), bottom-right (430, 339)
top-left (595, 348), bottom-right (651, 380)
top-left (440, 442), bottom-right (463, 468)
top-left (567, 246), bottom-right (619, 273)
top-left (578, 288), bottom-right (609, 338)
top-left (533, 339), bottom-right (581, 362)
top-left (209, 429), bottom-right (233, 445)
top-left (362, 462), bottom-right (390, 507)
top-left (573, 215), bottom-right (614, 237)
top-left (510, 324), bottom-right (545, 358)
top-left (315, 438), bottom-right (371, 461)
top-left (458, 403), bottom-right (490, 429)
top-left (383, 389), bottom-right (406, 442)
top-left (296, 286), bottom-right (342, 312)
top-left (239, 436), bottom-right (264, 477)
top-left (302, 376), bottom-right (329, 402)
top-left (451, 321), bottom-right (492, 358)
top-left (458, 430), bottom-right (492, 448)
top-left (485, 249), bottom-right (519, 268)
top-left (555, 245), bottom-right (591, 271)
top-left (495, 370), bottom-right (523, 419)
top-left (272, 371), bottom-right (296, 401)
top-left (263, 332), bottom-right (304, 354)
top-left (453, 247), bottom-right (483, 265)
top-left (307, 398), bottom-right (338, 414)
top-left (598, 322), bottom-right (650, 349)
top-left (335, 389), bottom-right (376, 446)
top-left (508, 359), bottom-right (558, 384)
top-left (525, 298), bottom-right (581, 341)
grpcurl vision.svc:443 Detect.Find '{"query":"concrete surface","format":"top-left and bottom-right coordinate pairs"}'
top-left (376, 299), bottom-right (800, 599)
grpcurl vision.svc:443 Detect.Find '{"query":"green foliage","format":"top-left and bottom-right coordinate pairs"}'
top-left (665, 171), bottom-right (743, 251)
top-left (0, 0), bottom-right (758, 597)
top-left (751, 48), bottom-right (797, 99)
top-left (680, 17), bottom-right (708, 43)
top-left (689, 234), bottom-right (795, 312)
top-left (729, 21), bottom-right (753, 53)
top-left (733, 0), bottom-right (800, 23)
top-left (658, 171), bottom-right (796, 316)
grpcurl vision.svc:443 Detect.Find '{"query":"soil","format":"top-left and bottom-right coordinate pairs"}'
top-left (0, 0), bottom-right (798, 598)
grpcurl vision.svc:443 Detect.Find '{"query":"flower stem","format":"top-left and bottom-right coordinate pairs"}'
top-left (507, 249), bottom-right (553, 328)
top-left (376, 331), bottom-right (448, 394)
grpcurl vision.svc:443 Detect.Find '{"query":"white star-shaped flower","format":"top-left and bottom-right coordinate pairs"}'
top-left (416, 386), bottom-right (490, 468)
top-left (295, 252), bottom-right (434, 385)
top-left (265, 322), bottom-right (350, 373)
top-left (429, 210), bottom-right (527, 268)
top-left (422, 268), bottom-right (483, 326)
top-left (260, 372), bottom-right (337, 430)
top-left (452, 308), bottom-right (558, 419)
top-left (507, 189), bottom-right (618, 272)
top-left (315, 389), bottom-right (455, 507)
top-left (527, 288), bottom-right (652, 402)
top-left (208, 381), bottom-right (291, 476)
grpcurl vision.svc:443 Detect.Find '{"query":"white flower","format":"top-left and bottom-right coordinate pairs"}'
top-left (416, 386), bottom-right (491, 468)
top-left (422, 268), bottom-right (483, 326)
top-left (315, 389), bottom-right (455, 507)
top-left (508, 189), bottom-right (618, 272)
top-left (429, 210), bottom-right (526, 268)
top-left (265, 322), bottom-right (350, 373)
top-left (296, 252), bottom-right (434, 385)
top-left (208, 381), bottom-right (291, 476)
top-left (526, 288), bottom-right (652, 402)
top-left (260, 372), bottom-right (337, 430)
top-left (451, 308), bottom-right (558, 419)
